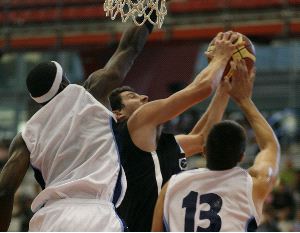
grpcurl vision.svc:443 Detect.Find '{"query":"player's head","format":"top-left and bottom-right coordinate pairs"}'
top-left (26, 61), bottom-right (70, 105)
top-left (109, 86), bottom-right (149, 122)
top-left (204, 120), bottom-right (246, 170)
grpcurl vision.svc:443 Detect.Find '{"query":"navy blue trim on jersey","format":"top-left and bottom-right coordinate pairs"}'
top-left (163, 216), bottom-right (170, 232)
top-left (30, 164), bottom-right (45, 189)
top-left (112, 204), bottom-right (128, 232)
top-left (110, 117), bottom-right (124, 206)
top-left (246, 216), bottom-right (258, 232)
top-left (120, 216), bottom-right (129, 232)
top-left (113, 166), bottom-right (123, 205)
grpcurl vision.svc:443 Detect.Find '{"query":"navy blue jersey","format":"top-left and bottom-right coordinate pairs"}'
top-left (114, 121), bottom-right (186, 232)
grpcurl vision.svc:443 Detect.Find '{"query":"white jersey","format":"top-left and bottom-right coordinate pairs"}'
top-left (22, 84), bottom-right (126, 213)
top-left (163, 167), bottom-right (260, 232)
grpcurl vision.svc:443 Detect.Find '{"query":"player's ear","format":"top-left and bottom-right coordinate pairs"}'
top-left (113, 110), bottom-right (126, 122)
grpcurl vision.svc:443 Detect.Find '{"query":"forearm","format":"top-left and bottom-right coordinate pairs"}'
top-left (202, 88), bottom-right (229, 133)
top-left (86, 24), bottom-right (151, 103)
top-left (0, 165), bottom-right (24, 232)
top-left (0, 134), bottom-right (30, 231)
top-left (0, 192), bottom-right (14, 231)
top-left (103, 25), bottom-right (150, 83)
top-left (178, 89), bottom-right (229, 156)
top-left (238, 98), bottom-right (280, 154)
top-left (191, 88), bottom-right (229, 135)
top-left (118, 22), bottom-right (152, 53)
top-left (192, 57), bottom-right (228, 93)
top-left (138, 58), bottom-right (229, 126)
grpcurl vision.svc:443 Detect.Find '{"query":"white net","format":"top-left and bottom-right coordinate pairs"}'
top-left (103, 0), bottom-right (167, 28)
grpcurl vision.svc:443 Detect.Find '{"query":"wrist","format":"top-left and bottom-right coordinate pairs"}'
top-left (236, 97), bottom-right (252, 108)
top-left (137, 9), bottom-right (156, 33)
top-left (216, 87), bottom-right (229, 97)
top-left (210, 57), bottom-right (228, 69)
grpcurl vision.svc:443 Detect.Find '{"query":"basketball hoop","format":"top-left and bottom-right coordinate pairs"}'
top-left (103, 0), bottom-right (167, 28)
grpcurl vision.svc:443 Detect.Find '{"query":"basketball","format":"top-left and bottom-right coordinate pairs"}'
top-left (206, 32), bottom-right (256, 78)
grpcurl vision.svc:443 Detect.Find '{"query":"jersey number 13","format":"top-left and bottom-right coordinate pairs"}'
top-left (182, 191), bottom-right (223, 232)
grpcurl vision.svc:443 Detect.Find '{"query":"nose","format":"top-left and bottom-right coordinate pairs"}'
top-left (141, 95), bottom-right (149, 103)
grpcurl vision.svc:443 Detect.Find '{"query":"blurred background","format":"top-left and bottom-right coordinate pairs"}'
top-left (0, 0), bottom-right (300, 231)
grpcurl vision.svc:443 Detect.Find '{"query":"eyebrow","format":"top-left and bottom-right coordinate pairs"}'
top-left (125, 92), bottom-right (136, 97)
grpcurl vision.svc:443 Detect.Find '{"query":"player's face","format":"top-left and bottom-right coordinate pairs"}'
top-left (120, 91), bottom-right (149, 118)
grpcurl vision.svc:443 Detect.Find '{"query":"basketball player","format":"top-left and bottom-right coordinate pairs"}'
top-left (152, 60), bottom-right (280, 232)
top-left (0, 18), bottom-right (156, 231)
top-left (109, 31), bottom-right (239, 231)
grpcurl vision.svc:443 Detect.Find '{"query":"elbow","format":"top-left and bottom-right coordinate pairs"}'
top-left (111, 70), bottom-right (125, 84)
top-left (264, 140), bottom-right (281, 156)
top-left (272, 134), bottom-right (281, 155)
top-left (276, 140), bottom-right (281, 153)
top-left (101, 69), bottom-right (125, 85)
top-left (275, 141), bottom-right (281, 161)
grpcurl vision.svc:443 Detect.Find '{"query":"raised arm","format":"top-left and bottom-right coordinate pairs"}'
top-left (0, 133), bottom-right (30, 231)
top-left (83, 22), bottom-right (153, 108)
top-left (128, 32), bottom-right (238, 152)
top-left (229, 60), bottom-right (280, 216)
top-left (175, 79), bottom-right (230, 157)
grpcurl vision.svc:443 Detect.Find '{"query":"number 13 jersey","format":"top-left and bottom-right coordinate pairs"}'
top-left (163, 167), bottom-right (260, 232)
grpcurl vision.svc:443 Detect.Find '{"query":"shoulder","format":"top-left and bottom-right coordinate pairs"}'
top-left (12, 133), bottom-right (25, 148)
top-left (63, 84), bottom-right (86, 96)
top-left (82, 69), bottom-right (115, 99)
top-left (82, 70), bottom-right (106, 90)
top-left (248, 164), bottom-right (277, 189)
top-left (7, 133), bottom-right (30, 162)
top-left (11, 133), bottom-right (28, 152)
top-left (248, 164), bottom-right (277, 216)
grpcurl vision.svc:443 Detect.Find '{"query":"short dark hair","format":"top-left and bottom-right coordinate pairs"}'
top-left (109, 86), bottom-right (135, 111)
top-left (26, 61), bottom-right (57, 98)
top-left (206, 120), bottom-right (246, 170)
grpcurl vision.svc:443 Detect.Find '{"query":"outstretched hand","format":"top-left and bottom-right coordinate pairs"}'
top-left (205, 31), bottom-right (240, 62)
top-left (228, 59), bottom-right (255, 103)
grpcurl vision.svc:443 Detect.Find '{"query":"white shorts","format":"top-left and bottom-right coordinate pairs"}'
top-left (29, 198), bottom-right (125, 232)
